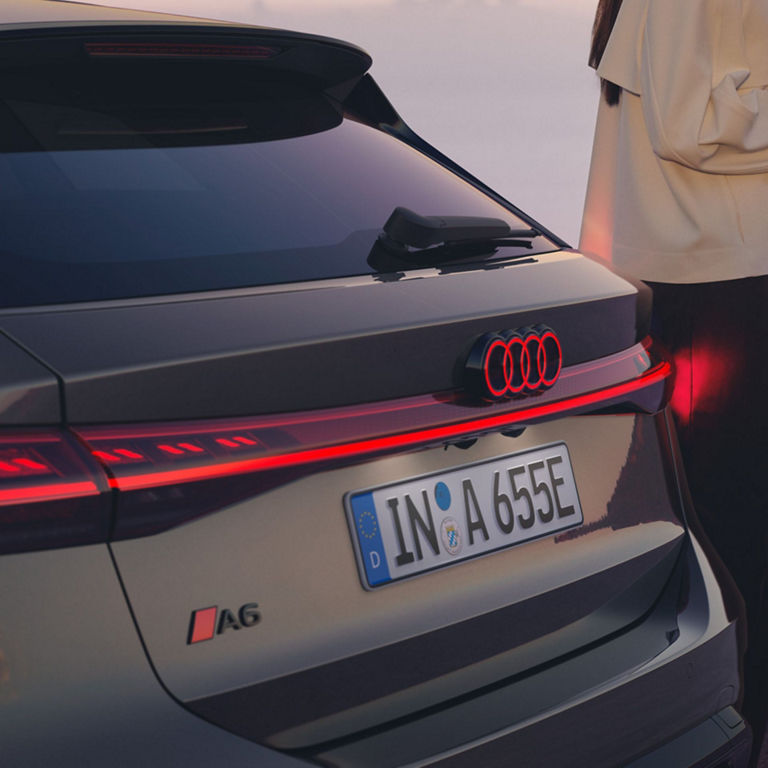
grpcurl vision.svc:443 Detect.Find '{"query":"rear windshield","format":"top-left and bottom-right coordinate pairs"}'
top-left (0, 62), bottom-right (545, 307)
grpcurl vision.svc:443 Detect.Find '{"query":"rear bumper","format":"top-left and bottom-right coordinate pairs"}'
top-left (0, 508), bottom-right (746, 768)
top-left (421, 622), bottom-right (744, 768)
top-left (298, 536), bottom-right (744, 768)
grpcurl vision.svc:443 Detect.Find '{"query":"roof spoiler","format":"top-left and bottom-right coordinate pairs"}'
top-left (0, 24), bottom-right (373, 92)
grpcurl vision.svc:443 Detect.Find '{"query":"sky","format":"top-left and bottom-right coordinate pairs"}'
top-left (74, 0), bottom-right (600, 244)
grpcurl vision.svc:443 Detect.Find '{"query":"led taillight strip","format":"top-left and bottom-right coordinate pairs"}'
top-left (79, 359), bottom-right (671, 494)
top-left (0, 432), bottom-right (110, 555)
top-left (0, 432), bottom-right (105, 507)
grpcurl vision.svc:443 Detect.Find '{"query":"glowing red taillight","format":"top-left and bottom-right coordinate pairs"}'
top-left (0, 432), bottom-right (110, 555)
top-left (0, 453), bottom-right (51, 477)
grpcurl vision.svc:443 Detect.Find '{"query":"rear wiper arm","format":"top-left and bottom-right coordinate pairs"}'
top-left (368, 206), bottom-right (540, 270)
top-left (385, 206), bottom-right (538, 248)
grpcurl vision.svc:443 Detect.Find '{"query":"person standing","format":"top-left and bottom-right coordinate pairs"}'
top-left (581, 0), bottom-right (768, 758)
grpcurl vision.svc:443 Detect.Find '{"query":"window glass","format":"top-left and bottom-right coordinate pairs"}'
top-left (0, 77), bottom-right (543, 307)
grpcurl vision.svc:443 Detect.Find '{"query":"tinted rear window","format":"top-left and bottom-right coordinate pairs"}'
top-left (0, 62), bottom-right (545, 307)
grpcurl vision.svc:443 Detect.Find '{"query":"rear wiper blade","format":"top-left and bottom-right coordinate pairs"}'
top-left (368, 206), bottom-right (540, 270)
top-left (385, 206), bottom-right (538, 248)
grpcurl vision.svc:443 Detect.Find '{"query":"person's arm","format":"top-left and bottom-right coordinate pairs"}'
top-left (641, 0), bottom-right (768, 174)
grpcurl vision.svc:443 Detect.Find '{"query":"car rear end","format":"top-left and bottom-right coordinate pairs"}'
top-left (0, 3), bottom-right (752, 766)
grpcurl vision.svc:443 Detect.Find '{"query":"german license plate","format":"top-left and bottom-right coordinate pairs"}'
top-left (345, 442), bottom-right (582, 589)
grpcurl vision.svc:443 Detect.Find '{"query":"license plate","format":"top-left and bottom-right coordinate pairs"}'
top-left (345, 442), bottom-right (583, 589)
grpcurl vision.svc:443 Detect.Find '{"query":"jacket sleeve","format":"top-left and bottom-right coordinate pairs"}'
top-left (641, 0), bottom-right (768, 174)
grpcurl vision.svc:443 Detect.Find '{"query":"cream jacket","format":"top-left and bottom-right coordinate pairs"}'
top-left (580, 0), bottom-right (768, 283)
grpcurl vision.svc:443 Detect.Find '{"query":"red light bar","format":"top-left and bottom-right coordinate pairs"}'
top-left (84, 42), bottom-right (282, 60)
top-left (77, 345), bottom-right (671, 494)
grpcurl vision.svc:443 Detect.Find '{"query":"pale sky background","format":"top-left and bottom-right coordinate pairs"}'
top-left (75, 0), bottom-right (600, 244)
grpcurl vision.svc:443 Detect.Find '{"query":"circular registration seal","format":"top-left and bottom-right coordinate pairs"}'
top-left (440, 517), bottom-right (462, 556)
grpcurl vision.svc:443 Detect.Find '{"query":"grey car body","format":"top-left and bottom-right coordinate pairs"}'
top-left (0, 2), bottom-right (752, 766)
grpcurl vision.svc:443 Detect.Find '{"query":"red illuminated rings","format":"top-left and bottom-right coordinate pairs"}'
top-left (465, 325), bottom-right (562, 401)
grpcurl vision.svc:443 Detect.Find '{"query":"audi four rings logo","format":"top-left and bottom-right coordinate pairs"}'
top-left (465, 325), bottom-right (562, 400)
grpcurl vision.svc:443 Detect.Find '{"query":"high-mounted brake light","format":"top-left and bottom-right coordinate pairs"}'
top-left (84, 42), bottom-right (282, 60)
